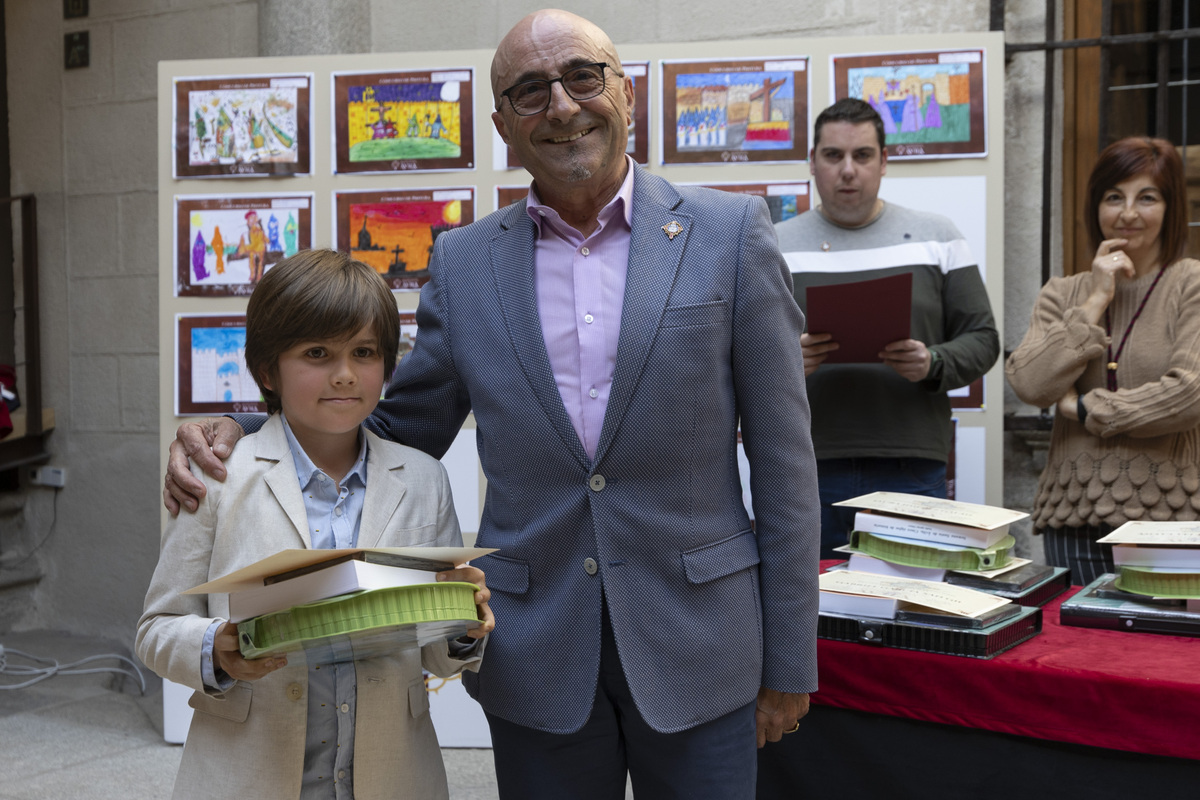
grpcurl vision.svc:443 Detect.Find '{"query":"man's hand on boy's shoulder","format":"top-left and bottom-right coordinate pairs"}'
top-left (437, 565), bottom-right (494, 640)
top-left (164, 416), bottom-right (246, 516)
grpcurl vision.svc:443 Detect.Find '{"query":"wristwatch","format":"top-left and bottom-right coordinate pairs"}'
top-left (927, 348), bottom-right (944, 380)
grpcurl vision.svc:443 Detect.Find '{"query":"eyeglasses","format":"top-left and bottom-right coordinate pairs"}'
top-left (499, 62), bottom-right (614, 116)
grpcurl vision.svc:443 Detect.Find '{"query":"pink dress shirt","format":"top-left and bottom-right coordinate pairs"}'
top-left (526, 158), bottom-right (635, 460)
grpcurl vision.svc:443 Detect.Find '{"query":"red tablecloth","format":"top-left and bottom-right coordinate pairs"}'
top-left (813, 562), bottom-right (1200, 760)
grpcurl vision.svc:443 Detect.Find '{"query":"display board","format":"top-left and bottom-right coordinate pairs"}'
top-left (159, 32), bottom-right (1006, 543)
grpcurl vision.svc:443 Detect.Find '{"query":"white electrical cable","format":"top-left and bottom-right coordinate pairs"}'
top-left (0, 645), bottom-right (146, 693)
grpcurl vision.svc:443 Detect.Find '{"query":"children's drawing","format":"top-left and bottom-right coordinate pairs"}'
top-left (833, 50), bottom-right (987, 159)
top-left (175, 194), bottom-right (313, 297)
top-left (174, 74), bottom-right (312, 178)
top-left (397, 312), bottom-right (418, 369)
top-left (176, 315), bottom-right (266, 415)
top-left (335, 188), bottom-right (475, 291)
top-left (334, 69), bottom-right (475, 173)
top-left (661, 58), bottom-right (808, 165)
top-left (690, 182), bottom-right (812, 225)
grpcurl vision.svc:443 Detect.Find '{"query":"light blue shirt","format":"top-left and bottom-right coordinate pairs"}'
top-left (202, 415), bottom-right (368, 800)
top-left (283, 415), bottom-right (368, 800)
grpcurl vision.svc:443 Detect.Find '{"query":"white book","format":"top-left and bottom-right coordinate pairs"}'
top-left (1098, 521), bottom-right (1200, 545)
top-left (1112, 544), bottom-right (1200, 570)
top-left (819, 570), bottom-right (1010, 618)
top-left (818, 590), bottom-right (899, 620)
top-left (846, 552), bottom-right (946, 582)
top-left (854, 510), bottom-right (1009, 549)
top-left (227, 560), bottom-right (437, 622)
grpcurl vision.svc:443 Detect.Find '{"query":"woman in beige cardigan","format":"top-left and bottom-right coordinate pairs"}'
top-left (1007, 137), bottom-right (1200, 585)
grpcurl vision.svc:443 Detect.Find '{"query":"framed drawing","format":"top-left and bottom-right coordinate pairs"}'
top-left (623, 61), bottom-right (651, 165)
top-left (949, 377), bottom-right (986, 411)
top-left (495, 185), bottom-right (527, 210)
top-left (334, 187), bottom-right (476, 291)
top-left (688, 181), bottom-right (811, 225)
top-left (397, 311), bottom-right (418, 368)
top-left (332, 68), bottom-right (475, 173)
top-left (660, 57), bottom-right (808, 165)
top-left (176, 314), bottom-right (265, 416)
top-left (174, 193), bottom-right (313, 297)
top-left (831, 49), bottom-right (987, 159)
top-left (174, 73), bottom-right (312, 178)
top-left (495, 60), bottom-right (650, 170)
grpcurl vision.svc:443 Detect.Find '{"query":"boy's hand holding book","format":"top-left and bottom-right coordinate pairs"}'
top-left (438, 563), bottom-right (494, 639)
top-left (213, 621), bottom-right (287, 681)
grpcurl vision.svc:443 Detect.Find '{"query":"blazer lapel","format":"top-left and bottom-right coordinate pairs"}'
top-left (256, 416), bottom-right (313, 548)
top-left (358, 431), bottom-right (407, 549)
top-left (593, 169), bottom-right (690, 464)
top-left (491, 201), bottom-right (590, 467)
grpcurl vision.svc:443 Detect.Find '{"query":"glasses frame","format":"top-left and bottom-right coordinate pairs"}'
top-left (499, 62), bottom-right (613, 116)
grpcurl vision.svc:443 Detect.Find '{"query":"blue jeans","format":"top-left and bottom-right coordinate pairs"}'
top-left (817, 457), bottom-right (948, 560)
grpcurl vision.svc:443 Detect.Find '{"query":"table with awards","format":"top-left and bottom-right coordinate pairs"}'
top-left (757, 574), bottom-right (1200, 799)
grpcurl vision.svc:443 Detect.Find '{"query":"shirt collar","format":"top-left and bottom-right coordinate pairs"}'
top-left (524, 155), bottom-right (635, 238)
top-left (279, 413), bottom-right (368, 488)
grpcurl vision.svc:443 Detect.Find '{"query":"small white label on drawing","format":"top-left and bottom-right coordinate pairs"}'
top-left (433, 190), bottom-right (474, 202)
top-left (939, 51), bottom-right (981, 64)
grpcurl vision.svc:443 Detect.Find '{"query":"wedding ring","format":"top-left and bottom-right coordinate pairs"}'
top-left (785, 722), bottom-right (800, 734)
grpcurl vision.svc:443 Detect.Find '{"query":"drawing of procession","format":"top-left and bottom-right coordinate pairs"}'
top-left (187, 85), bottom-right (300, 166)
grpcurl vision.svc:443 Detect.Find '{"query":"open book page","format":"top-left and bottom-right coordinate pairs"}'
top-left (184, 546), bottom-right (496, 594)
top-left (819, 569), bottom-right (1011, 618)
top-left (833, 491), bottom-right (1027, 530)
top-left (1098, 521), bottom-right (1200, 545)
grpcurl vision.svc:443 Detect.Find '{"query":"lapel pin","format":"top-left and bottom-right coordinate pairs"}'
top-left (662, 221), bottom-right (684, 240)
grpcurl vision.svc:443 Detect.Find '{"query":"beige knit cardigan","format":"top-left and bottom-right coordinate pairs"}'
top-left (1006, 258), bottom-right (1200, 531)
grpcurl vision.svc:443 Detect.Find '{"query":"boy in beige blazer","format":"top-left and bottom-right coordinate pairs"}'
top-left (137, 250), bottom-right (493, 800)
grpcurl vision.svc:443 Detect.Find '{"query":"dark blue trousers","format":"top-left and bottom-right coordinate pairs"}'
top-left (817, 457), bottom-right (949, 560)
top-left (485, 601), bottom-right (757, 800)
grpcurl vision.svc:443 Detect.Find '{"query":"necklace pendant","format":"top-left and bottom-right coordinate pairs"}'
top-left (1107, 361), bottom-right (1118, 371)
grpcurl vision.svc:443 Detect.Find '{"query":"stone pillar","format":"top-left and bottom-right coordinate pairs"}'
top-left (259, 0), bottom-right (372, 56)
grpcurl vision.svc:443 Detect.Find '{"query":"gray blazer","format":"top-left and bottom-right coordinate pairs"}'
top-left (136, 414), bottom-right (481, 800)
top-left (367, 165), bottom-right (821, 735)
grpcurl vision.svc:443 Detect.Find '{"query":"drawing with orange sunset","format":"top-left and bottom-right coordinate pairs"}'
top-left (349, 199), bottom-right (463, 283)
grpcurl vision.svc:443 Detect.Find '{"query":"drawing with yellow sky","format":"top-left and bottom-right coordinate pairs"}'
top-left (346, 81), bottom-right (462, 162)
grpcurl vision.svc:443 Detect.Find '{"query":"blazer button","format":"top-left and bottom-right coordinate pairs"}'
top-left (589, 474), bottom-right (606, 491)
top-left (286, 683), bottom-right (303, 701)
top-left (583, 558), bottom-right (598, 575)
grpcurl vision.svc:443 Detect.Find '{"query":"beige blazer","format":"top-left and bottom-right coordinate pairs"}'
top-left (136, 414), bottom-right (482, 800)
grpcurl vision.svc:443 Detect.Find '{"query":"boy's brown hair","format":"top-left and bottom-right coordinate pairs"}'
top-left (244, 249), bottom-right (400, 414)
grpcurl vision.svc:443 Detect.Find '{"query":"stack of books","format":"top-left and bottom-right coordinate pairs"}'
top-left (1102, 522), bottom-right (1200, 602)
top-left (184, 546), bottom-right (494, 662)
top-left (837, 491), bottom-right (1022, 570)
top-left (1060, 522), bottom-right (1200, 637)
top-left (816, 568), bottom-right (1042, 659)
top-left (833, 492), bottom-right (1070, 607)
